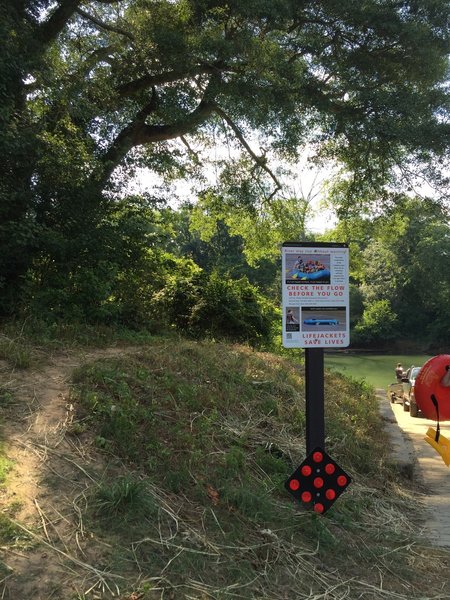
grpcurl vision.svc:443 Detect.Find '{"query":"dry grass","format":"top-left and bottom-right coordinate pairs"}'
top-left (1, 338), bottom-right (450, 599)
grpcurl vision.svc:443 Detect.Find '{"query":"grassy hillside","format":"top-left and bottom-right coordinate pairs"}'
top-left (1, 333), bottom-right (449, 599)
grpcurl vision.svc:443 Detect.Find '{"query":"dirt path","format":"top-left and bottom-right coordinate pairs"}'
top-left (0, 347), bottom-right (139, 600)
top-left (378, 388), bottom-right (450, 547)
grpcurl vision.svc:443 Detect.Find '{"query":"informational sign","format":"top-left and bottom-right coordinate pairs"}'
top-left (282, 242), bottom-right (349, 348)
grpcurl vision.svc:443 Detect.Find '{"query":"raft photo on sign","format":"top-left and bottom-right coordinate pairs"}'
top-left (301, 306), bottom-right (347, 333)
top-left (285, 253), bottom-right (331, 285)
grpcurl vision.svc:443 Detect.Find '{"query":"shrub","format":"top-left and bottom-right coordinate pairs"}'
top-left (188, 273), bottom-right (274, 344)
top-left (155, 271), bottom-right (275, 345)
top-left (353, 299), bottom-right (398, 345)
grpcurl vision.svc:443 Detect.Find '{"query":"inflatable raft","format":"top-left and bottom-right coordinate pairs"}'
top-left (288, 269), bottom-right (331, 281)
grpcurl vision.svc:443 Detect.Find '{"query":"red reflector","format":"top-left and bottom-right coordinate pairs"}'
top-left (337, 475), bottom-right (347, 486)
top-left (301, 491), bottom-right (312, 502)
top-left (285, 447), bottom-right (352, 514)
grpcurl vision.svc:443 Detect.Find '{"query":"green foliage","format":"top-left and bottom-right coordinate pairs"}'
top-left (1, 329), bottom-right (433, 598)
top-left (157, 271), bottom-right (275, 344)
top-left (13, 190), bottom-right (274, 346)
top-left (190, 191), bottom-right (311, 265)
top-left (93, 477), bottom-right (158, 521)
top-left (0, 444), bottom-right (13, 485)
top-left (189, 274), bottom-right (275, 343)
top-left (325, 372), bottom-right (383, 475)
top-left (359, 241), bottom-right (400, 306)
top-left (354, 299), bottom-right (399, 345)
top-left (254, 447), bottom-right (288, 477)
top-left (330, 196), bottom-right (450, 347)
top-left (224, 446), bottom-right (246, 475)
top-left (63, 336), bottom-right (430, 600)
top-left (72, 361), bottom-right (156, 461)
top-left (2, 0), bottom-right (449, 320)
top-left (0, 334), bottom-right (33, 369)
top-left (0, 514), bottom-right (24, 544)
top-left (220, 482), bottom-right (274, 522)
top-left (349, 284), bottom-right (364, 328)
top-left (70, 339), bottom-right (390, 502)
top-left (70, 342), bottom-right (307, 479)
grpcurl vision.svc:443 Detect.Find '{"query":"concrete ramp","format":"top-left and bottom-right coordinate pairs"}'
top-left (378, 389), bottom-right (450, 547)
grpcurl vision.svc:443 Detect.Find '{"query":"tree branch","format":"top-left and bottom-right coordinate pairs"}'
top-left (212, 104), bottom-right (282, 199)
top-left (117, 66), bottom-right (220, 98)
top-left (95, 99), bottom-right (215, 188)
top-left (38, 0), bottom-right (81, 45)
top-left (180, 136), bottom-right (201, 165)
top-left (75, 7), bottom-right (134, 40)
top-left (132, 100), bottom-right (215, 145)
top-left (82, 45), bottom-right (116, 74)
top-left (94, 90), bottom-right (159, 187)
top-left (94, 72), bottom-right (221, 188)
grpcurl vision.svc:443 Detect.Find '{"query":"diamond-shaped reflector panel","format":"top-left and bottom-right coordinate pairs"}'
top-left (285, 447), bottom-right (351, 514)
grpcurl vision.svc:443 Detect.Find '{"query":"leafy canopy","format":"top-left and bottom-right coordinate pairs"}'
top-left (1, 0), bottom-right (449, 316)
top-left (13, 0), bottom-right (450, 195)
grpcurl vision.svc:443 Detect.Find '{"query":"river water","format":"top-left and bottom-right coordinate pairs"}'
top-left (324, 352), bottom-right (431, 389)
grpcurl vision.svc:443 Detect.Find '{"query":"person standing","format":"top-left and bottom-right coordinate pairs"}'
top-left (395, 363), bottom-right (403, 382)
top-left (286, 309), bottom-right (299, 324)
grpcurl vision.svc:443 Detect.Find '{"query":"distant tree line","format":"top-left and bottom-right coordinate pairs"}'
top-left (321, 197), bottom-right (450, 348)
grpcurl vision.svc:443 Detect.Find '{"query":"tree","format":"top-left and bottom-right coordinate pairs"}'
top-left (336, 196), bottom-right (450, 345)
top-left (354, 299), bottom-right (398, 345)
top-left (2, 0), bottom-right (449, 314)
top-left (189, 190), bottom-right (312, 264)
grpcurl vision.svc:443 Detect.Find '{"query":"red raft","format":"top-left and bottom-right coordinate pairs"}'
top-left (415, 355), bottom-right (450, 421)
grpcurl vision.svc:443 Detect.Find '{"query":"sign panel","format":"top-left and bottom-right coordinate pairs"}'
top-left (282, 242), bottom-right (349, 348)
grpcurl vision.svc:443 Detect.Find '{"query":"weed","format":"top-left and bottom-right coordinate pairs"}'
top-left (224, 446), bottom-right (246, 474)
top-left (0, 319), bottom-right (164, 372)
top-left (0, 388), bottom-right (14, 407)
top-left (93, 476), bottom-right (158, 521)
top-left (0, 335), bottom-right (32, 369)
top-left (220, 482), bottom-right (274, 523)
top-left (259, 396), bottom-right (279, 416)
top-left (63, 338), bottom-right (446, 600)
top-left (164, 468), bottom-right (191, 493)
top-left (254, 446), bottom-right (289, 477)
top-left (0, 444), bottom-right (13, 485)
top-left (0, 560), bottom-right (11, 580)
top-left (66, 420), bottom-right (87, 435)
top-left (0, 514), bottom-right (29, 544)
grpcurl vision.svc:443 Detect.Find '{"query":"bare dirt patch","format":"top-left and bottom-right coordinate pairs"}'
top-left (0, 347), bottom-right (138, 599)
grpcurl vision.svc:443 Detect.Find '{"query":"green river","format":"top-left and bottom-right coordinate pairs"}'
top-left (324, 353), bottom-right (431, 390)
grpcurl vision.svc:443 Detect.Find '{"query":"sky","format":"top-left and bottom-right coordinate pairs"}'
top-left (128, 149), bottom-right (338, 234)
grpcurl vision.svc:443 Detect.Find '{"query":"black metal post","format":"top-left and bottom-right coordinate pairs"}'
top-left (305, 348), bottom-right (325, 453)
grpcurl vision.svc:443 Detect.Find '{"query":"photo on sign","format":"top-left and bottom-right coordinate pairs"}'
top-left (285, 253), bottom-right (331, 285)
top-left (285, 307), bottom-right (300, 332)
top-left (301, 306), bottom-right (346, 332)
